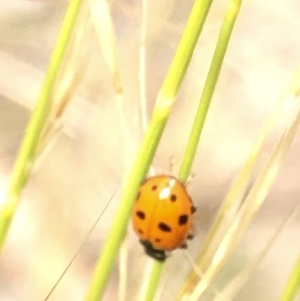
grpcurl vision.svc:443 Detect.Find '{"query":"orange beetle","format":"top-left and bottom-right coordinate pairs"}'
top-left (131, 175), bottom-right (196, 261)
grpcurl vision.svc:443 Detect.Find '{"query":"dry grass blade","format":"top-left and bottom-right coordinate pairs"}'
top-left (198, 67), bottom-right (300, 270)
top-left (186, 94), bottom-right (300, 301)
top-left (88, 0), bottom-right (132, 172)
top-left (213, 204), bottom-right (300, 301)
top-left (35, 8), bottom-right (92, 167)
top-left (139, 0), bottom-right (149, 133)
top-left (88, 1), bottom-right (132, 300)
top-left (88, 0), bottom-right (121, 92)
top-left (180, 66), bottom-right (300, 298)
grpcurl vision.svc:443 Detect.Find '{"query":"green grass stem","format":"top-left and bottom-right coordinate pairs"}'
top-left (279, 255), bottom-right (300, 301)
top-left (140, 261), bottom-right (164, 301)
top-left (0, 0), bottom-right (84, 252)
top-left (84, 1), bottom-right (214, 300)
top-left (187, 94), bottom-right (300, 301)
top-left (161, 0), bottom-right (214, 101)
top-left (179, 65), bottom-right (300, 298)
top-left (84, 115), bottom-right (167, 301)
top-left (177, 0), bottom-right (244, 297)
top-left (179, 0), bottom-right (243, 182)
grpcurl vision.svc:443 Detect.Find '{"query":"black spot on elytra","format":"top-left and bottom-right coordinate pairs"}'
top-left (178, 214), bottom-right (188, 225)
top-left (191, 205), bottom-right (196, 214)
top-left (136, 211), bottom-right (146, 220)
top-left (138, 229), bottom-right (144, 235)
top-left (155, 238), bottom-right (161, 242)
top-left (151, 185), bottom-right (158, 191)
top-left (170, 194), bottom-right (177, 202)
top-left (158, 222), bottom-right (172, 232)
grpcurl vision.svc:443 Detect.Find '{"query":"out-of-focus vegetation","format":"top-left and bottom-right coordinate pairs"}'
top-left (0, 1), bottom-right (299, 301)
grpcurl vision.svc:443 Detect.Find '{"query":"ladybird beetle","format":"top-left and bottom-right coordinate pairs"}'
top-left (131, 175), bottom-right (196, 261)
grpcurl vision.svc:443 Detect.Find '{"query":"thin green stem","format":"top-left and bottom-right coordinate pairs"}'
top-left (141, 261), bottom-right (164, 301)
top-left (0, 0), bottom-right (84, 251)
top-left (279, 255), bottom-right (300, 301)
top-left (177, 0), bottom-right (243, 298)
top-left (84, 112), bottom-right (167, 301)
top-left (84, 1), bottom-right (214, 300)
top-left (179, 0), bottom-right (243, 182)
top-left (161, 0), bottom-right (214, 101)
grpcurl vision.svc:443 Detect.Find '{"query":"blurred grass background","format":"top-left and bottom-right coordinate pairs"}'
top-left (0, 0), bottom-right (299, 301)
